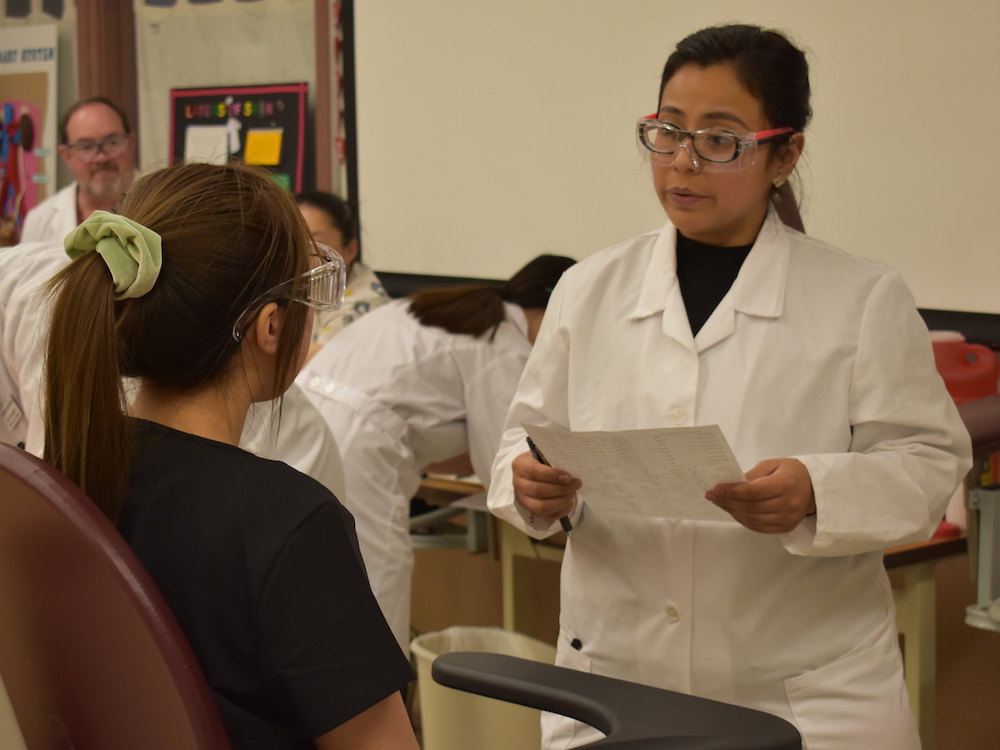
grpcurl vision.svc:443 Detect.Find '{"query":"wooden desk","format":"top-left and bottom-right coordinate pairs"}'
top-left (412, 475), bottom-right (491, 552)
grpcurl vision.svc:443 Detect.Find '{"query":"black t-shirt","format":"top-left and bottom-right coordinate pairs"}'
top-left (118, 419), bottom-right (414, 750)
top-left (675, 232), bottom-right (753, 335)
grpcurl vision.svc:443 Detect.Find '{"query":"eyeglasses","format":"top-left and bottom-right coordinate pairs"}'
top-left (636, 115), bottom-right (794, 171)
top-left (64, 133), bottom-right (129, 162)
top-left (231, 243), bottom-right (346, 342)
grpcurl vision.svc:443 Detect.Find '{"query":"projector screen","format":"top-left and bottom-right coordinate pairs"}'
top-left (355, 0), bottom-right (1000, 314)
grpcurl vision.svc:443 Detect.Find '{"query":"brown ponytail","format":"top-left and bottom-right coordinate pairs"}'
top-left (408, 254), bottom-right (576, 340)
top-left (44, 254), bottom-right (132, 520)
top-left (408, 284), bottom-right (506, 340)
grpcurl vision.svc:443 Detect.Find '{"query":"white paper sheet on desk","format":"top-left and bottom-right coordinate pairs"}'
top-left (522, 424), bottom-right (744, 521)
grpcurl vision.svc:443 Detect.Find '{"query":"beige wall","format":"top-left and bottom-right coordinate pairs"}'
top-left (355, 1), bottom-right (1000, 314)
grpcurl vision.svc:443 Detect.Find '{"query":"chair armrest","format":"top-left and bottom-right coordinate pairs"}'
top-left (432, 652), bottom-right (800, 749)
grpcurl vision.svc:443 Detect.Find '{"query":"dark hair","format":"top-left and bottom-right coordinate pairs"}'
top-left (58, 96), bottom-right (131, 144)
top-left (44, 162), bottom-right (311, 521)
top-left (295, 190), bottom-right (360, 262)
top-left (659, 24), bottom-right (812, 137)
top-left (408, 254), bottom-right (576, 340)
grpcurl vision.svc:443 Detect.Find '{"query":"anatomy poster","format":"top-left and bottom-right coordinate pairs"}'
top-left (0, 24), bottom-right (57, 244)
top-left (169, 82), bottom-right (307, 193)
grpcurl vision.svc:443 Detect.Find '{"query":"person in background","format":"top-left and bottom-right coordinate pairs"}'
top-left (298, 254), bottom-right (576, 652)
top-left (296, 191), bottom-right (389, 355)
top-left (21, 97), bottom-right (137, 244)
top-left (488, 24), bottom-right (971, 750)
top-left (42, 162), bottom-right (418, 750)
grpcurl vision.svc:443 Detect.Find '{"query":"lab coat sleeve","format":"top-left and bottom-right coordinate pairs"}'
top-left (240, 383), bottom-right (347, 500)
top-left (783, 270), bottom-right (973, 557)
top-left (463, 345), bottom-right (530, 492)
top-left (0, 243), bottom-right (69, 456)
top-left (487, 285), bottom-right (578, 538)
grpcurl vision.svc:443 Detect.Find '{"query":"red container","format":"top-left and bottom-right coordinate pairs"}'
top-left (930, 331), bottom-right (999, 404)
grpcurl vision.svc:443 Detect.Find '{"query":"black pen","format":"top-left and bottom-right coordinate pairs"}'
top-left (526, 436), bottom-right (573, 532)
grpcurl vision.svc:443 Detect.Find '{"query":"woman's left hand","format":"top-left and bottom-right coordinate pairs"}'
top-left (705, 458), bottom-right (816, 534)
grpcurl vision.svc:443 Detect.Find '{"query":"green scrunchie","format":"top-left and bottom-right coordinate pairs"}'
top-left (64, 210), bottom-right (163, 300)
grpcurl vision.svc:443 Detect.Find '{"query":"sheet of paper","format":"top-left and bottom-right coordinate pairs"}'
top-left (183, 124), bottom-right (229, 164)
top-left (244, 127), bottom-right (284, 166)
top-left (522, 424), bottom-right (744, 522)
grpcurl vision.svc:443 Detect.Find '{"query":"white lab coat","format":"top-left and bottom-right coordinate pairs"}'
top-left (0, 242), bottom-right (68, 449)
top-left (20, 183), bottom-right (78, 245)
top-left (488, 211), bottom-right (972, 750)
top-left (297, 298), bottom-right (534, 652)
top-left (0, 241), bottom-right (345, 505)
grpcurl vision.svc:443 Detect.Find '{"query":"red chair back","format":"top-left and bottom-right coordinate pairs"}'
top-left (0, 442), bottom-right (231, 750)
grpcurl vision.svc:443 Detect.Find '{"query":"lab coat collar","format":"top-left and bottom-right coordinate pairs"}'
top-left (729, 209), bottom-right (790, 320)
top-left (504, 302), bottom-right (530, 341)
top-left (629, 226), bottom-right (696, 349)
top-left (627, 209), bottom-right (791, 351)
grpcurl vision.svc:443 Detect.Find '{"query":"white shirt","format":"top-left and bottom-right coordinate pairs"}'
top-left (20, 183), bottom-right (78, 245)
top-left (488, 211), bottom-right (971, 749)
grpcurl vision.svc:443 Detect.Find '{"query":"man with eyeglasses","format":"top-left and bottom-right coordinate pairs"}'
top-left (21, 97), bottom-right (136, 244)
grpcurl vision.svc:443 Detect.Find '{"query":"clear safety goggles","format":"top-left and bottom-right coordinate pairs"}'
top-left (637, 114), bottom-right (794, 172)
top-left (231, 242), bottom-right (346, 342)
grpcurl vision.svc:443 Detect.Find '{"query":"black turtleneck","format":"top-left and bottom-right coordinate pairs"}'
top-left (675, 232), bottom-right (753, 335)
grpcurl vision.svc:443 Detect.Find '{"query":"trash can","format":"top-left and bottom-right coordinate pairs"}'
top-left (411, 626), bottom-right (557, 750)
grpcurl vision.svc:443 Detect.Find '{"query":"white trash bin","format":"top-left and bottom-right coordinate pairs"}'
top-left (411, 626), bottom-right (557, 750)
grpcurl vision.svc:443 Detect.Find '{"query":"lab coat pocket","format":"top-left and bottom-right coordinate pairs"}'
top-left (783, 618), bottom-right (918, 750)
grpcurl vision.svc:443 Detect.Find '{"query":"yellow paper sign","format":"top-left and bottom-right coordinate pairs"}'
top-left (244, 128), bottom-right (283, 166)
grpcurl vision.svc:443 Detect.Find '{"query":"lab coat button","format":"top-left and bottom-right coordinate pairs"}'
top-left (666, 407), bottom-right (687, 425)
top-left (665, 604), bottom-right (680, 622)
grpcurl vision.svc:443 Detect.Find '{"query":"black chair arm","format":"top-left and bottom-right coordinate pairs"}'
top-left (432, 652), bottom-right (801, 749)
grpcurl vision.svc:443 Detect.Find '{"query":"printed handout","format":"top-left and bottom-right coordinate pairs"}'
top-left (522, 423), bottom-right (745, 521)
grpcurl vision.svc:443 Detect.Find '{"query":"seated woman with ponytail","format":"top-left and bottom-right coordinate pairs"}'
top-left (43, 162), bottom-right (419, 750)
top-left (296, 254), bottom-right (576, 653)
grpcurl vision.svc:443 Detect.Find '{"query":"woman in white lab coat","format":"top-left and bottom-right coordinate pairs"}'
top-left (298, 254), bottom-right (576, 653)
top-left (488, 24), bottom-right (971, 750)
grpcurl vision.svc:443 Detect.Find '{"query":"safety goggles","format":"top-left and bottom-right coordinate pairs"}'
top-left (637, 115), bottom-right (794, 172)
top-left (231, 242), bottom-right (346, 342)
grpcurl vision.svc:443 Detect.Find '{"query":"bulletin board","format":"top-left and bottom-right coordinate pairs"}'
top-left (168, 82), bottom-right (307, 193)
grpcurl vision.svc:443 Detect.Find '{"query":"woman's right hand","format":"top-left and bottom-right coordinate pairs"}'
top-left (511, 450), bottom-right (581, 522)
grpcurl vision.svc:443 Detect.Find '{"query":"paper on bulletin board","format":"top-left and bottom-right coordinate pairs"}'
top-left (244, 128), bottom-right (283, 166)
top-left (522, 423), bottom-right (744, 521)
top-left (183, 124), bottom-right (229, 164)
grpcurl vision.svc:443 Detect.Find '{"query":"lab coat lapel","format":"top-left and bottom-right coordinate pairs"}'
top-left (628, 224), bottom-right (696, 352)
top-left (695, 211), bottom-right (790, 352)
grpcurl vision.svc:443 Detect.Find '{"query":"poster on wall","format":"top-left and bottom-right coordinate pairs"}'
top-left (169, 82), bottom-right (308, 194)
top-left (0, 24), bottom-right (57, 244)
